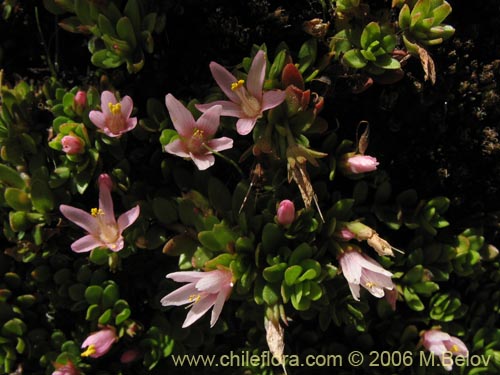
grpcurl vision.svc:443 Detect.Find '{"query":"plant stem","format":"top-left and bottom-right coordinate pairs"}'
top-left (35, 7), bottom-right (57, 77)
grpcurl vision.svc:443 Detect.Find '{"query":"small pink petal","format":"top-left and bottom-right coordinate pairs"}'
top-left (165, 139), bottom-right (190, 158)
top-left (165, 94), bottom-right (195, 137)
top-left (161, 283), bottom-right (199, 306)
top-left (89, 111), bottom-right (107, 130)
top-left (236, 117), bottom-right (257, 135)
top-left (101, 91), bottom-right (117, 115)
top-left (210, 290), bottom-right (227, 327)
top-left (339, 251), bottom-right (362, 284)
top-left (209, 62), bottom-right (241, 104)
top-left (120, 96), bottom-right (134, 118)
top-left (261, 90), bottom-right (286, 111)
top-left (71, 235), bottom-right (102, 253)
top-left (167, 271), bottom-right (207, 282)
top-left (60, 205), bottom-right (98, 234)
top-left (190, 153), bottom-right (215, 170)
top-left (347, 282), bottom-right (361, 301)
top-left (182, 293), bottom-right (217, 328)
top-left (98, 176), bottom-right (116, 226)
top-left (447, 337), bottom-right (468, 355)
top-left (207, 137), bottom-right (233, 152)
top-left (125, 117), bottom-right (137, 133)
top-left (196, 101), bottom-right (244, 118)
top-left (196, 105), bottom-right (222, 137)
top-left (117, 205), bottom-right (140, 232)
top-left (247, 50), bottom-right (266, 101)
top-left (107, 237), bottom-right (124, 252)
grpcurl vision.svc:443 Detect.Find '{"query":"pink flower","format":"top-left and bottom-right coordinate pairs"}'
top-left (277, 200), bottom-right (295, 226)
top-left (337, 228), bottom-right (356, 241)
top-left (120, 349), bottom-right (141, 364)
top-left (89, 91), bottom-right (137, 137)
top-left (339, 250), bottom-right (394, 301)
top-left (81, 327), bottom-right (118, 358)
top-left (165, 94), bottom-right (233, 170)
top-left (61, 135), bottom-right (85, 155)
top-left (59, 173), bottom-right (140, 253)
top-left (422, 329), bottom-right (468, 371)
top-left (160, 269), bottom-right (234, 328)
top-left (73, 91), bottom-right (87, 115)
top-left (344, 154), bottom-right (379, 174)
top-left (52, 360), bottom-right (79, 375)
top-left (196, 50), bottom-right (286, 135)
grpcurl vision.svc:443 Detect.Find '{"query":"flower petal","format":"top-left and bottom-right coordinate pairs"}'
top-left (358, 253), bottom-right (393, 277)
top-left (89, 110), bottom-right (107, 130)
top-left (117, 205), bottom-right (140, 232)
top-left (261, 90), bottom-right (286, 111)
top-left (209, 62), bottom-right (240, 103)
top-left (362, 268), bottom-right (394, 290)
top-left (195, 270), bottom-right (226, 293)
top-left (446, 337), bottom-right (468, 356)
top-left (71, 235), bottom-right (102, 253)
top-left (120, 96), bottom-right (134, 118)
top-left (106, 236), bottom-right (124, 252)
top-left (196, 105), bottom-right (222, 137)
top-left (60, 205), bottom-right (99, 234)
top-left (182, 293), bottom-right (217, 328)
top-left (165, 94), bottom-right (195, 137)
top-left (210, 288), bottom-right (228, 327)
top-left (124, 117), bottom-right (137, 133)
top-left (190, 153), bottom-right (215, 170)
top-left (101, 91), bottom-right (117, 115)
top-left (247, 50), bottom-right (266, 101)
top-left (339, 251), bottom-right (362, 284)
top-left (161, 283), bottom-right (199, 306)
top-left (207, 137), bottom-right (233, 152)
top-left (196, 101), bottom-right (244, 118)
top-left (167, 271), bottom-right (206, 283)
top-left (165, 139), bottom-right (190, 158)
top-left (347, 282), bottom-right (361, 301)
top-left (98, 177), bottom-right (116, 226)
top-left (236, 117), bottom-right (257, 135)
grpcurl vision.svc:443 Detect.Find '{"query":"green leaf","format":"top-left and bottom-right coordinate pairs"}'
top-left (116, 17), bottom-right (137, 49)
top-left (361, 22), bottom-right (381, 50)
top-left (102, 283), bottom-right (120, 308)
top-left (84, 285), bottom-right (103, 305)
top-left (403, 287), bottom-right (425, 311)
top-left (31, 180), bottom-right (55, 213)
top-left (98, 308), bottom-right (112, 325)
top-left (208, 177), bottom-right (232, 214)
top-left (269, 49), bottom-right (287, 80)
top-left (4, 188), bottom-right (31, 211)
top-left (0, 164), bottom-right (25, 189)
top-left (284, 265), bottom-right (303, 286)
top-left (342, 49), bottom-right (367, 69)
top-left (2, 318), bottom-right (27, 337)
top-left (115, 308), bottom-right (131, 325)
top-left (152, 198), bottom-right (178, 225)
top-left (374, 55), bottom-right (401, 70)
top-left (289, 243), bottom-right (312, 265)
top-left (262, 284), bottom-right (279, 305)
top-left (97, 14), bottom-right (117, 38)
top-left (297, 39), bottom-right (317, 73)
top-left (263, 263), bottom-right (287, 283)
top-left (261, 223), bottom-right (284, 253)
top-left (124, 0), bottom-right (141, 32)
top-left (399, 4), bottom-right (411, 30)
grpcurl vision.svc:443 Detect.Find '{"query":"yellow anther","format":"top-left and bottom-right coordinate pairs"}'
top-left (91, 208), bottom-right (104, 217)
top-left (188, 294), bottom-right (201, 304)
top-left (193, 128), bottom-right (204, 138)
top-left (108, 102), bottom-right (122, 115)
top-left (451, 344), bottom-right (459, 353)
top-left (81, 344), bottom-right (96, 357)
top-left (365, 281), bottom-right (376, 288)
top-left (231, 79), bottom-right (245, 91)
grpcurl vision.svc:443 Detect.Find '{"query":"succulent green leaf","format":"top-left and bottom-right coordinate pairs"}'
top-left (342, 49), bottom-right (367, 69)
top-left (115, 308), bottom-right (131, 325)
top-left (284, 265), bottom-right (303, 286)
top-left (98, 308), bottom-right (112, 325)
top-left (374, 55), bottom-right (401, 69)
top-left (289, 243), bottom-right (312, 265)
top-left (0, 164), bottom-right (25, 189)
top-left (403, 287), bottom-right (425, 311)
top-left (263, 263), bottom-right (287, 283)
top-left (116, 17), bottom-right (137, 49)
top-left (4, 188), bottom-right (31, 211)
top-left (124, 0), bottom-right (141, 33)
top-left (31, 180), bottom-right (55, 213)
top-left (361, 22), bottom-right (381, 50)
top-left (2, 318), bottom-right (27, 337)
top-left (102, 283), bottom-right (120, 308)
top-left (297, 38), bottom-right (317, 73)
top-left (85, 285), bottom-right (103, 305)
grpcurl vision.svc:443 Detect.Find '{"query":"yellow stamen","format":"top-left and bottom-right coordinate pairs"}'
top-left (188, 294), bottom-right (201, 304)
top-left (193, 128), bottom-right (204, 138)
top-left (91, 208), bottom-right (104, 217)
top-left (450, 344), bottom-right (459, 353)
top-left (81, 344), bottom-right (96, 357)
top-left (365, 281), bottom-right (376, 288)
top-left (108, 102), bottom-right (122, 115)
top-left (231, 79), bottom-right (245, 91)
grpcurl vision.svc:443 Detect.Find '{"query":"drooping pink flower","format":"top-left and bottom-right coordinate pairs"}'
top-left (277, 200), bottom-right (295, 226)
top-left (160, 269), bottom-right (234, 328)
top-left (165, 94), bottom-right (233, 170)
top-left (61, 135), bottom-right (85, 155)
top-left (89, 91), bottom-right (137, 137)
top-left (339, 250), bottom-right (394, 301)
top-left (344, 154), bottom-right (379, 174)
top-left (196, 50), bottom-right (286, 135)
top-left (59, 173), bottom-right (140, 253)
top-left (422, 329), bottom-right (468, 371)
top-left (81, 327), bottom-right (118, 358)
top-left (52, 360), bottom-right (80, 375)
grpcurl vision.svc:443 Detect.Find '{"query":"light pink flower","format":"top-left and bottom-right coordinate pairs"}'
top-left (52, 360), bottom-right (79, 375)
top-left (160, 269), bottom-right (234, 328)
top-left (89, 91), bottom-right (137, 137)
top-left (196, 50), bottom-right (286, 135)
top-left (81, 327), bottom-right (118, 358)
top-left (345, 154), bottom-right (379, 174)
top-left (61, 135), bottom-right (85, 155)
top-left (165, 94), bottom-right (233, 170)
top-left (422, 329), bottom-right (468, 371)
top-left (59, 173), bottom-right (140, 253)
top-left (337, 228), bottom-right (356, 241)
top-left (277, 200), bottom-right (295, 226)
top-left (339, 250), bottom-right (394, 301)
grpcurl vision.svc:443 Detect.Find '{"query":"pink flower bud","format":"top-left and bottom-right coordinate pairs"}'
top-left (74, 91), bottom-right (87, 108)
top-left (81, 327), bottom-right (118, 358)
top-left (98, 173), bottom-right (113, 191)
top-left (120, 349), bottom-right (141, 364)
top-left (61, 135), bottom-right (85, 155)
top-left (277, 200), bottom-right (295, 226)
top-left (337, 228), bottom-right (356, 241)
top-left (345, 154), bottom-right (379, 174)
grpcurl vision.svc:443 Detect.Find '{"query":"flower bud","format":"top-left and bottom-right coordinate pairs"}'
top-left (343, 154), bottom-right (379, 174)
top-left (120, 349), bottom-right (141, 364)
top-left (73, 91), bottom-right (87, 115)
top-left (98, 173), bottom-right (113, 191)
top-left (61, 135), bottom-right (85, 155)
top-left (277, 200), bottom-right (295, 226)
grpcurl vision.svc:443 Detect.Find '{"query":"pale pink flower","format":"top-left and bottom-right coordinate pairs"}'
top-left (59, 173), bottom-right (140, 253)
top-left (81, 327), bottom-right (118, 358)
top-left (52, 360), bottom-right (79, 375)
top-left (160, 269), bottom-right (234, 328)
top-left (196, 50), bottom-right (286, 135)
top-left (165, 94), bottom-right (233, 170)
top-left (277, 200), bottom-right (295, 226)
top-left (345, 154), bottom-right (379, 174)
top-left (337, 228), bottom-right (356, 241)
top-left (89, 91), bottom-right (137, 137)
top-left (384, 286), bottom-right (398, 311)
top-left (339, 250), bottom-right (394, 301)
top-left (422, 329), bottom-right (468, 371)
top-left (61, 135), bottom-right (85, 155)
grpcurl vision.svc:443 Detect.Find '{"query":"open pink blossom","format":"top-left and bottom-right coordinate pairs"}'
top-left (59, 173), bottom-right (140, 253)
top-left (344, 154), bottom-right (379, 174)
top-left (339, 250), bottom-right (394, 301)
top-left (165, 94), bottom-right (233, 170)
top-left (89, 91), bottom-right (137, 137)
top-left (160, 269), bottom-right (234, 328)
top-left (52, 360), bottom-right (79, 375)
top-left (196, 50), bottom-right (286, 135)
top-left (81, 327), bottom-right (118, 358)
top-left (422, 329), bottom-right (468, 371)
